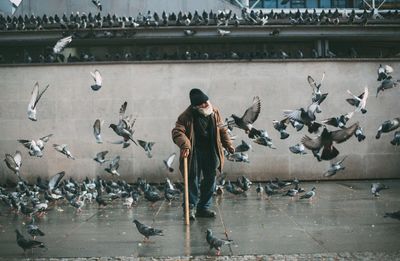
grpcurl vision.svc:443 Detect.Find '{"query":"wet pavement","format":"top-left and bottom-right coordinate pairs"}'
top-left (1, 180), bottom-right (400, 260)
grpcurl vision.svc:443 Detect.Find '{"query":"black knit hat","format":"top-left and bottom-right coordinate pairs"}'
top-left (189, 88), bottom-right (209, 106)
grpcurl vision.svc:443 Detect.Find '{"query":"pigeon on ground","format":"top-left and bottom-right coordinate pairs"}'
top-left (391, 131), bottom-right (400, 145)
top-left (377, 64), bottom-right (393, 81)
top-left (15, 229), bottom-right (46, 253)
top-left (235, 140), bottom-right (251, 153)
top-left (53, 144), bottom-right (75, 160)
top-left (4, 151), bottom-right (23, 180)
top-left (133, 219), bottom-right (163, 242)
top-left (376, 118), bottom-right (400, 139)
top-left (94, 151), bottom-right (109, 164)
top-left (323, 156), bottom-right (347, 177)
top-left (163, 153), bottom-right (176, 172)
top-left (376, 78), bottom-right (399, 97)
top-left (104, 155), bottom-right (120, 176)
top-left (346, 87), bottom-right (368, 114)
top-left (384, 211), bottom-right (400, 220)
top-left (93, 119), bottom-right (103, 143)
top-left (252, 129), bottom-right (276, 149)
top-left (283, 102), bottom-right (323, 133)
top-left (256, 183), bottom-right (264, 198)
top-left (371, 182), bottom-right (389, 197)
top-left (301, 122), bottom-right (359, 160)
top-left (109, 101), bottom-right (138, 148)
top-left (206, 229), bottom-right (233, 256)
top-left (307, 72), bottom-right (328, 104)
top-left (354, 126), bottom-right (366, 142)
top-left (225, 180), bottom-right (244, 195)
top-left (18, 134), bottom-right (53, 157)
top-left (225, 96), bottom-right (261, 138)
top-left (321, 111), bottom-right (354, 129)
top-left (289, 143), bottom-right (307, 154)
top-left (300, 187), bottom-right (316, 200)
top-left (90, 69), bottom-right (102, 91)
top-left (26, 217), bottom-right (45, 239)
top-left (237, 175), bottom-right (252, 191)
top-left (53, 35), bottom-right (72, 54)
top-left (27, 82), bottom-right (50, 121)
top-left (138, 140), bottom-right (155, 158)
top-left (273, 119), bottom-right (290, 139)
top-left (264, 184), bottom-right (276, 198)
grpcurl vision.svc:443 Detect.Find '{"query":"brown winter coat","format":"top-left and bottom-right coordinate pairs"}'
top-left (172, 105), bottom-right (232, 174)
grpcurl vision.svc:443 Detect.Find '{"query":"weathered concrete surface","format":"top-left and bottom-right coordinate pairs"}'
top-left (0, 61), bottom-right (399, 183)
top-left (0, 180), bottom-right (399, 259)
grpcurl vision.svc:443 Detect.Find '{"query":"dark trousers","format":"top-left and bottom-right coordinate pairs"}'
top-left (186, 148), bottom-right (218, 210)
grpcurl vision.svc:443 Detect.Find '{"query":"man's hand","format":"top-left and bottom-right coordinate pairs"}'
top-left (227, 146), bottom-right (235, 154)
top-left (181, 148), bottom-right (190, 158)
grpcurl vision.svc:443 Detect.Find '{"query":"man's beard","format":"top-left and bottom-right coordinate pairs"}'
top-left (196, 102), bottom-right (213, 116)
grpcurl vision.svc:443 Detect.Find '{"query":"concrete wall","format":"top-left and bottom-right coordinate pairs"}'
top-left (14, 0), bottom-right (240, 17)
top-left (0, 61), bottom-right (399, 184)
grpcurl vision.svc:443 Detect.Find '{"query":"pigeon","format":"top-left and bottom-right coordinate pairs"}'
top-left (206, 229), bottom-right (233, 256)
top-left (384, 211), bottom-right (400, 221)
top-left (90, 69), bottom-right (102, 91)
top-left (354, 126), bottom-right (366, 142)
top-left (225, 96), bottom-right (261, 138)
top-left (299, 187), bottom-right (316, 200)
top-left (301, 122), bottom-right (359, 161)
top-left (92, 0), bottom-right (102, 11)
top-left (93, 119), bottom-right (103, 143)
top-left (104, 155), bottom-right (120, 176)
top-left (235, 140), bottom-right (251, 153)
top-left (227, 152), bottom-right (249, 163)
top-left (18, 134), bottom-right (53, 157)
top-left (307, 72), bottom-right (327, 103)
top-left (376, 118), bottom-right (400, 139)
top-left (264, 184), bottom-right (277, 198)
top-left (323, 156), bottom-right (347, 177)
top-left (163, 153), bottom-right (176, 172)
top-left (138, 140), bottom-right (155, 158)
top-left (183, 29), bottom-right (196, 36)
top-left (273, 119), bottom-right (290, 139)
top-left (289, 143), bottom-right (307, 154)
top-left (4, 151), bottom-right (23, 180)
top-left (15, 229), bottom-right (46, 253)
top-left (27, 82), bottom-right (50, 121)
top-left (109, 101), bottom-right (138, 148)
top-left (94, 151), bottom-right (109, 164)
top-left (283, 102), bottom-right (322, 133)
top-left (346, 87), bottom-right (368, 114)
top-left (26, 217), bottom-right (45, 239)
top-left (371, 183), bottom-right (389, 197)
top-left (321, 111), bottom-right (354, 129)
top-left (48, 171), bottom-right (65, 192)
top-left (53, 144), bottom-right (75, 160)
top-left (53, 35), bottom-right (72, 54)
top-left (252, 129), bottom-right (276, 149)
top-left (256, 183), bottom-right (264, 197)
top-left (377, 64), bottom-right (393, 81)
top-left (289, 119), bottom-right (304, 132)
top-left (283, 188), bottom-right (298, 198)
top-left (391, 131), bottom-right (400, 146)
top-left (217, 28), bottom-right (231, 36)
top-left (133, 219), bottom-right (163, 242)
top-left (225, 180), bottom-right (244, 195)
top-left (237, 175), bottom-right (252, 191)
top-left (376, 78), bottom-right (399, 97)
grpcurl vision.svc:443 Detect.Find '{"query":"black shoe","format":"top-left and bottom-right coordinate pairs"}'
top-left (196, 208), bottom-right (216, 218)
top-left (183, 209), bottom-right (196, 221)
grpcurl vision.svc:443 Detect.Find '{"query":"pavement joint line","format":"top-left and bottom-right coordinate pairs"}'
top-left (216, 198), bottom-right (234, 256)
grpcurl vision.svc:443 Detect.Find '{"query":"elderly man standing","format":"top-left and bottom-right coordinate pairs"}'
top-left (172, 88), bottom-right (234, 220)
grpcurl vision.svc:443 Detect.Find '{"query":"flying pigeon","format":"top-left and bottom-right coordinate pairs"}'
top-left (354, 126), bottom-right (366, 142)
top-left (252, 129), bottom-right (276, 149)
top-left (53, 144), bottom-right (75, 160)
top-left (93, 119), bottom-right (103, 143)
top-left (226, 152), bottom-right (249, 163)
top-left (371, 182), bottom-right (389, 197)
top-left (299, 187), bottom-right (316, 200)
top-left (376, 118), bottom-right (400, 139)
top-left (91, 0), bottom-right (102, 11)
top-left (289, 119), bottom-right (304, 132)
top-left (163, 153), bottom-right (176, 172)
top-left (53, 35), bottom-right (72, 54)
top-left (307, 72), bottom-right (328, 104)
top-left (283, 102), bottom-right (322, 133)
top-left (4, 151), bottom-right (22, 180)
top-left (321, 111), bottom-right (354, 129)
top-left (301, 122), bottom-right (359, 161)
top-left (48, 171), bottom-right (65, 192)
top-left (109, 101), bottom-right (138, 148)
top-left (133, 219), bottom-right (163, 242)
top-left (206, 229), bottom-right (233, 256)
top-left (346, 87), bottom-right (368, 114)
top-left (273, 119), bottom-right (290, 139)
top-left (90, 69), bottom-right (102, 91)
top-left (94, 150), bottom-right (109, 164)
top-left (289, 143), bottom-right (307, 154)
top-left (138, 140), bottom-right (155, 158)
top-left (377, 64), bottom-right (393, 81)
top-left (15, 229), bottom-right (46, 253)
top-left (391, 131), bottom-right (400, 146)
top-left (323, 156), bottom-right (347, 177)
top-left (235, 140), bottom-right (251, 153)
top-left (18, 134), bottom-right (53, 157)
top-left (104, 155), bottom-right (120, 176)
top-left (27, 82), bottom-right (50, 121)
top-left (376, 78), bottom-right (399, 97)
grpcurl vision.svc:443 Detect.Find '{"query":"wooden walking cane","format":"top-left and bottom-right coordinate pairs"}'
top-left (183, 157), bottom-right (190, 225)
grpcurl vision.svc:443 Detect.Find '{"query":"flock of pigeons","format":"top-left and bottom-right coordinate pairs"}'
top-left (1, 51), bottom-right (400, 256)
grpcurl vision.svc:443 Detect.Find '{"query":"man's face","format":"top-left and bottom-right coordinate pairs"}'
top-left (197, 101), bottom-right (209, 109)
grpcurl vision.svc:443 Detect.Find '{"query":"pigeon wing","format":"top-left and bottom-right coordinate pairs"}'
top-left (39, 134), bottom-right (53, 143)
top-left (48, 171), bottom-right (65, 191)
top-left (14, 151), bottom-right (22, 167)
top-left (5, 154), bottom-right (18, 170)
top-left (318, 93), bottom-right (328, 105)
top-left (119, 101), bottom-right (127, 120)
top-left (34, 84), bottom-right (49, 109)
top-left (18, 139), bottom-right (33, 149)
top-left (137, 140), bottom-right (147, 150)
top-left (283, 109), bottom-right (302, 122)
top-left (166, 153), bottom-right (176, 166)
top-left (241, 96), bottom-right (261, 124)
top-left (93, 119), bottom-right (101, 136)
top-left (90, 70), bottom-right (102, 85)
top-left (53, 35), bottom-right (72, 54)
top-left (301, 135), bottom-right (322, 150)
top-left (307, 75), bottom-right (317, 89)
top-left (29, 82), bottom-right (39, 109)
top-left (96, 150), bottom-right (108, 160)
top-left (331, 122), bottom-right (359, 144)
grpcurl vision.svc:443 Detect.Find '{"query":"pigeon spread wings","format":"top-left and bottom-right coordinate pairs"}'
top-left (90, 70), bottom-right (102, 85)
top-left (241, 96), bottom-right (261, 124)
top-left (53, 35), bottom-right (72, 54)
top-left (301, 135), bottom-right (322, 150)
top-left (331, 122), bottom-right (359, 143)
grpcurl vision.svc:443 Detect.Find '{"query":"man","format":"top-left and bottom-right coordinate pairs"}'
top-left (172, 88), bottom-right (235, 220)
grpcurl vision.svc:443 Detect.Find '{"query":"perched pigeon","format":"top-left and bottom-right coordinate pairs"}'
top-left (109, 101), bottom-right (138, 148)
top-left (53, 144), bottom-right (75, 160)
top-left (346, 87), bottom-right (369, 114)
top-left (323, 156), bottom-right (347, 177)
top-left (235, 140), bottom-right (251, 153)
top-left (301, 122), bottom-right (359, 161)
top-left (289, 143), bottom-right (307, 154)
top-left (15, 229), bottom-right (46, 253)
top-left (4, 151), bottom-right (22, 180)
top-left (90, 69), bottom-right (102, 91)
top-left (391, 131), bottom-right (400, 146)
top-left (217, 28), bottom-right (231, 36)
top-left (376, 78), bottom-right (399, 97)
top-left (322, 111), bottom-right (354, 129)
top-left (163, 153), bottom-right (176, 172)
top-left (27, 82), bottom-right (50, 121)
top-left (104, 155), bottom-right (120, 176)
top-left (354, 126), bottom-right (366, 142)
top-left (252, 129), bottom-right (276, 149)
top-left (133, 219), bottom-right (163, 242)
top-left (53, 35), bottom-right (72, 54)
top-left (384, 211), bottom-right (400, 221)
top-left (371, 182), bottom-right (389, 197)
top-left (377, 64), bottom-right (393, 81)
top-left (273, 119), bottom-right (290, 139)
top-left (300, 187), bottom-right (316, 200)
top-left (18, 134), bottom-right (53, 157)
top-left (138, 140), bottom-right (155, 158)
top-left (93, 119), bottom-right (103, 143)
top-left (94, 150), bottom-right (109, 164)
top-left (206, 229), bottom-right (233, 256)
top-left (283, 102), bottom-right (322, 133)
top-left (376, 118), bottom-right (400, 139)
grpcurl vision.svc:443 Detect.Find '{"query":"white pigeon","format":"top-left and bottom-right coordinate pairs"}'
top-left (90, 69), bottom-right (102, 91)
top-left (163, 153), bottom-right (176, 172)
top-left (53, 35), bottom-right (72, 54)
top-left (27, 82), bottom-right (50, 121)
top-left (53, 144), bottom-right (75, 160)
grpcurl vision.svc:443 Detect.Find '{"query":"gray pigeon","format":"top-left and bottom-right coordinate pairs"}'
top-left (346, 87), bottom-right (368, 114)
top-left (138, 140), bottom-right (155, 158)
top-left (104, 155), bottom-right (120, 176)
top-left (377, 64), bottom-right (393, 81)
top-left (235, 140), bottom-right (251, 153)
top-left (321, 111), bottom-right (354, 129)
top-left (4, 151), bottom-right (22, 180)
top-left (94, 151), bottom-right (109, 164)
top-left (289, 143), bottom-right (307, 154)
top-left (109, 101), bottom-right (138, 148)
top-left (206, 229), bottom-right (233, 256)
top-left (26, 217), bottom-right (45, 239)
top-left (90, 69), bottom-right (102, 91)
top-left (27, 82), bottom-right (50, 121)
top-left (371, 183), bottom-right (389, 197)
top-left (53, 35), bottom-right (72, 54)
top-left (226, 152), bottom-right (249, 163)
top-left (15, 229), bottom-right (46, 253)
top-left (376, 77), bottom-right (399, 97)
top-left (391, 131), bottom-right (400, 146)
top-left (376, 118), bottom-right (400, 139)
top-left (307, 72), bottom-right (327, 104)
top-left (324, 156), bottom-right (347, 177)
top-left (18, 134), bottom-right (53, 157)
top-left (289, 119), bottom-right (304, 131)
top-left (354, 126), bottom-right (366, 142)
top-left (163, 153), bottom-right (176, 172)
top-left (93, 119), bottom-right (103, 143)
top-left (48, 171), bottom-right (65, 192)
top-left (273, 119), bottom-right (290, 139)
top-left (283, 102), bottom-right (322, 133)
top-left (53, 144), bottom-right (75, 160)
top-left (133, 219), bottom-right (163, 242)
top-left (300, 187), bottom-right (316, 200)
top-left (252, 129), bottom-right (276, 149)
